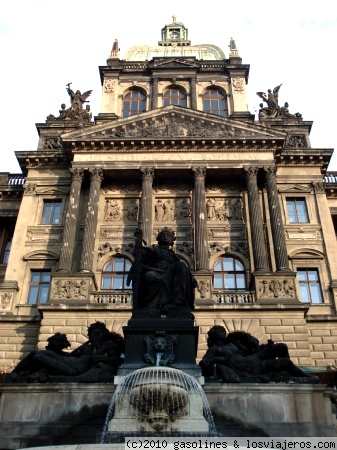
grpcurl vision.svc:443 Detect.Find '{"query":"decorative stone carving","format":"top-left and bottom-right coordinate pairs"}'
top-left (257, 278), bottom-right (295, 299)
top-left (51, 279), bottom-right (89, 300)
top-left (102, 184), bottom-right (140, 193)
top-left (286, 135), bottom-right (307, 148)
top-left (155, 199), bottom-right (175, 221)
top-left (175, 242), bottom-right (193, 258)
top-left (257, 84), bottom-right (302, 120)
top-left (209, 241), bottom-right (249, 258)
top-left (104, 199), bottom-right (122, 222)
top-left (104, 79), bottom-right (117, 94)
top-left (312, 182), bottom-right (325, 193)
top-left (154, 184), bottom-right (190, 193)
top-left (0, 292), bottom-right (13, 310)
top-left (97, 242), bottom-right (134, 260)
top-left (47, 85), bottom-right (93, 124)
top-left (285, 228), bottom-right (322, 240)
top-left (26, 229), bottom-right (63, 242)
top-left (206, 197), bottom-right (242, 221)
top-left (126, 199), bottom-right (139, 222)
top-left (232, 78), bottom-right (244, 92)
top-left (143, 331), bottom-right (178, 366)
top-left (23, 184), bottom-right (37, 195)
top-left (176, 198), bottom-right (191, 220)
top-left (43, 137), bottom-right (63, 150)
top-left (206, 184), bottom-right (243, 194)
top-left (197, 280), bottom-right (209, 298)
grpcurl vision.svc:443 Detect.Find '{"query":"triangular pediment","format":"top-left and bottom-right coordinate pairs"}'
top-left (62, 105), bottom-right (286, 143)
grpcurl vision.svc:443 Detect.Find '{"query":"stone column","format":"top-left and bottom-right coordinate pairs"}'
top-left (140, 168), bottom-right (154, 246)
top-left (190, 77), bottom-right (197, 110)
top-left (243, 167), bottom-right (269, 272)
top-left (264, 166), bottom-right (289, 271)
top-left (193, 167), bottom-right (209, 271)
top-left (151, 78), bottom-right (158, 109)
top-left (80, 168), bottom-right (104, 272)
top-left (58, 168), bottom-right (84, 272)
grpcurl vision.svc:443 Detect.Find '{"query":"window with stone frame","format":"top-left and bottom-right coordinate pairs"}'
top-left (213, 256), bottom-right (246, 290)
top-left (163, 86), bottom-right (187, 107)
top-left (1, 238), bottom-right (12, 264)
top-left (297, 268), bottom-right (323, 303)
top-left (101, 256), bottom-right (132, 290)
top-left (41, 200), bottom-right (62, 225)
top-left (122, 88), bottom-right (147, 117)
top-left (202, 87), bottom-right (227, 116)
top-left (286, 198), bottom-right (309, 223)
top-left (27, 270), bottom-right (51, 304)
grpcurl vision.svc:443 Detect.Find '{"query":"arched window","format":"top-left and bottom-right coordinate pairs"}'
top-left (122, 88), bottom-right (147, 117)
top-left (214, 256), bottom-right (245, 290)
top-left (101, 257), bottom-right (132, 290)
top-left (163, 86), bottom-right (187, 107)
top-left (203, 87), bottom-right (227, 116)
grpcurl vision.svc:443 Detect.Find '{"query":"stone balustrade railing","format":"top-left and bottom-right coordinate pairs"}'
top-left (93, 291), bottom-right (132, 305)
top-left (214, 291), bottom-right (256, 304)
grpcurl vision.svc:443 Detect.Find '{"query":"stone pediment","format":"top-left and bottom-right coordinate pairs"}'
top-left (62, 106), bottom-right (286, 143)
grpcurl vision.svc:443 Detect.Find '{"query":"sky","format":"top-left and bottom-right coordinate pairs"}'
top-left (1, 0), bottom-right (336, 174)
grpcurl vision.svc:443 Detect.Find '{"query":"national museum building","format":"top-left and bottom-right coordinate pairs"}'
top-left (1, 19), bottom-right (337, 373)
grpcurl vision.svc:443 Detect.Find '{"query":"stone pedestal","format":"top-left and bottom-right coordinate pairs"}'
top-left (118, 312), bottom-right (201, 377)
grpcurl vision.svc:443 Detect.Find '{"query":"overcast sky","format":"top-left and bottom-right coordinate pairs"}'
top-left (1, 0), bottom-right (336, 173)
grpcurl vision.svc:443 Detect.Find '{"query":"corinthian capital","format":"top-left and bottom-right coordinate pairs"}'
top-left (141, 167), bottom-right (155, 181)
top-left (192, 167), bottom-right (206, 181)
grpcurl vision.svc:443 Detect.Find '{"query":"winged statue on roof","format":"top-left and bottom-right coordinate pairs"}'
top-left (66, 83), bottom-right (93, 114)
top-left (256, 84), bottom-right (282, 111)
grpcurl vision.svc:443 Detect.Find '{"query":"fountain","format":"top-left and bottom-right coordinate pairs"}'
top-left (102, 366), bottom-right (216, 442)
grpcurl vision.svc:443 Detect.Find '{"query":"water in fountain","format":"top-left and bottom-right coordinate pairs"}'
top-left (101, 366), bottom-right (217, 443)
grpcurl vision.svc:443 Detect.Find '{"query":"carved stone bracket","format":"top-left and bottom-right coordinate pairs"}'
top-left (23, 184), bottom-right (37, 195)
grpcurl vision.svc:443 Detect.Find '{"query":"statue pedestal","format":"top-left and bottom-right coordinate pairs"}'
top-left (118, 310), bottom-right (202, 378)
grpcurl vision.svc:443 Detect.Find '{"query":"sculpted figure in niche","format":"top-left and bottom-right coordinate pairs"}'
top-left (127, 199), bottom-right (139, 222)
top-left (155, 199), bottom-right (165, 222)
top-left (104, 199), bottom-right (121, 222)
top-left (177, 198), bottom-right (191, 219)
top-left (206, 198), bottom-right (216, 220)
top-left (163, 199), bottom-right (175, 221)
top-left (199, 326), bottom-right (318, 383)
top-left (127, 227), bottom-right (196, 314)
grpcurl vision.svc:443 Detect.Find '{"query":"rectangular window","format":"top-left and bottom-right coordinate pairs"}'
top-left (27, 270), bottom-right (51, 304)
top-left (286, 198), bottom-right (309, 223)
top-left (297, 269), bottom-right (323, 303)
top-left (42, 200), bottom-right (62, 225)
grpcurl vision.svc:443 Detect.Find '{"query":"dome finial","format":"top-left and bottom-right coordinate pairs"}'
top-left (172, 15), bottom-right (176, 22)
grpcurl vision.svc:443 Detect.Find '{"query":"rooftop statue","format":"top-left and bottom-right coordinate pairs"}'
top-left (257, 84), bottom-right (302, 120)
top-left (127, 227), bottom-right (196, 316)
top-left (46, 83), bottom-right (93, 124)
top-left (3, 323), bottom-right (124, 383)
top-left (199, 325), bottom-right (319, 383)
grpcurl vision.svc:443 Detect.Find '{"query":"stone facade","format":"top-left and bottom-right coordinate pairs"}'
top-left (0, 20), bottom-right (337, 373)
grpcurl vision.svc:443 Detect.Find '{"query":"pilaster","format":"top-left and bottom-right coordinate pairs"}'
top-left (140, 168), bottom-right (154, 246)
top-left (192, 167), bottom-right (209, 272)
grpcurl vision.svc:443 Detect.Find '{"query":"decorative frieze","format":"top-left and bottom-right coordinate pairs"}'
top-left (26, 228), bottom-right (63, 243)
top-left (208, 241), bottom-right (249, 258)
